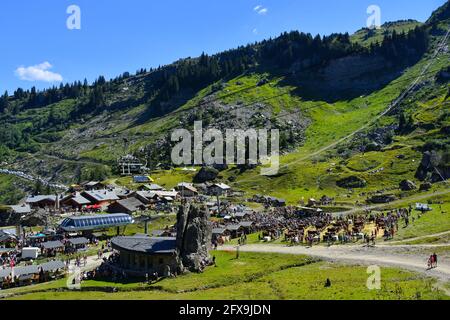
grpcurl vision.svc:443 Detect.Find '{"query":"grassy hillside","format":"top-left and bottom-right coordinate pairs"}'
top-left (0, 174), bottom-right (30, 204)
top-left (0, 1), bottom-right (449, 204)
top-left (351, 20), bottom-right (423, 47)
top-left (223, 44), bottom-right (450, 203)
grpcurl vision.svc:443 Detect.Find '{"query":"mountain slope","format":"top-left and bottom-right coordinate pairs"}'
top-left (351, 20), bottom-right (423, 47)
top-left (0, 1), bottom-right (449, 205)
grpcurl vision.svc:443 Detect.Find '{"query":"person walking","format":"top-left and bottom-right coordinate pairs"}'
top-left (433, 253), bottom-right (438, 268)
top-left (428, 255), bottom-right (433, 269)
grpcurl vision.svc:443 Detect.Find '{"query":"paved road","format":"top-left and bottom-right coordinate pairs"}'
top-left (0, 168), bottom-right (66, 190)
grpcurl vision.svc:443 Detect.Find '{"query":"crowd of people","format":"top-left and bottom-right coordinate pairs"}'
top-left (0, 250), bottom-right (18, 270)
top-left (0, 196), bottom-right (443, 292)
top-left (428, 253), bottom-right (438, 269)
top-left (211, 202), bottom-right (437, 248)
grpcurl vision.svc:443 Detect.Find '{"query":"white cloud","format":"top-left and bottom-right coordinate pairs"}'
top-left (258, 8), bottom-right (268, 15)
top-left (254, 5), bottom-right (268, 15)
top-left (15, 62), bottom-right (63, 82)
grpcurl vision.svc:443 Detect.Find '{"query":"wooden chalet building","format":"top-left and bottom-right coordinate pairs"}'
top-left (26, 195), bottom-right (57, 209)
top-left (81, 190), bottom-right (120, 210)
top-left (175, 183), bottom-right (198, 197)
top-left (208, 183), bottom-right (232, 196)
top-left (107, 197), bottom-right (146, 214)
top-left (60, 193), bottom-right (91, 210)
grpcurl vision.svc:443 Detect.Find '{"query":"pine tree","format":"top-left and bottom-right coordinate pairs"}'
top-left (398, 111), bottom-right (407, 133)
top-left (48, 105), bottom-right (57, 124)
top-left (0, 91), bottom-right (8, 113)
top-left (34, 180), bottom-right (44, 195)
top-left (97, 76), bottom-right (106, 86)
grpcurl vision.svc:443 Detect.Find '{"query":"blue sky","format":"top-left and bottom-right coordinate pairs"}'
top-left (0, 0), bottom-right (446, 94)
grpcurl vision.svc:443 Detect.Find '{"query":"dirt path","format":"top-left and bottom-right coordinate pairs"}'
top-left (219, 244), bottom-right (450, 282)
top-left (335, 188), bottom-right (450, 215)
top-left (387, 230), bottom-right (450, 245)
top-left (75, 252), bottom-right (110, 272)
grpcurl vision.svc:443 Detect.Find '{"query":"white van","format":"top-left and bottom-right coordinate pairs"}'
top-left (21, 247), bottom-right (41, 260)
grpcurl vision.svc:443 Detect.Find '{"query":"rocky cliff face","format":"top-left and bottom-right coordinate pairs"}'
top-left (193, 166), bottom-right (219, 183)
top-left (416, 150), bottom-right (450, 182)
top-left (0, 209), bottom-right (47, 227)
top-left (176, 203), bottom-right (212, 273)
top-left (0, 209), bottom-right (20, 226)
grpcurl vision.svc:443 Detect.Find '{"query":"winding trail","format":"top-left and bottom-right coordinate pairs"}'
top-left (388, 230), bottom-right (450, 244)
top-left (334, 188), bottom-right (450, 216)
top-left (236, 26), bottom-right (450, 185)
top-left (219, 243), bottom-right (450, 282)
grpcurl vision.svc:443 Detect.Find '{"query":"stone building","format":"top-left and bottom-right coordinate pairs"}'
top-left (111, 236), bottom-right (178, 276)
top-left (110, 204), bottom-right (212, 276)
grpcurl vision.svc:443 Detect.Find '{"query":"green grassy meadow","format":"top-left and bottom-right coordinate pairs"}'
top-left (4, 251), bottom-right (447, 300)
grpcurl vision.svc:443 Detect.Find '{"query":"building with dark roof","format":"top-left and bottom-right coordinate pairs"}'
top-left (207, 183), bottom-right (232, 196)
top-left (9, 204), bottom-right (32, 215)
top-left (0, 230), bottom-right (17, 244)
top-left (111, 236), bottom-right (178, 276)
top-left (175, 183), bottom-right (198, 197)
top-left (132, 190), bottom-right (178, 204)
top-left (225, 224), bottom-right (244, 237)
top-left (68, 237), bottom-right (89, 246)
top-left (239, 221), bottom-right (256, 233)
top-left (107, 197), bottom-right (146, 214)
top-left (41, 240), bottom-right (64, 250)
top-left (138, 184), bottom-right (163, 192)
top-left (60, 193), bottom-right (91, 210)
top-left (132, 191), bottom-right (154, 204)
top-left (234, 211), bottom-right (250, 219)
top-left (0, 260), bottom-right (65, 286)
top-left (133, 176), bottom-right (154, 184)
top-left (81, 190), bottom-right (120, 208)
top-left (82, 181), bottom-right (106, 191)
top-left (112, 187), bottom-right (132, 199)
top-left (211, 228), bottom-right (230, 242)
top-left (41, 241), bottom-right (65, 256)
top-left (67, 237), bottom-right (90, 251)
top-left (26, 195), bottom-right (57, 209)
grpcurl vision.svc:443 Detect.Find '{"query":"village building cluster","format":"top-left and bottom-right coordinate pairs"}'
top-left (8, 177), bottom-right (238, 216)
top-left (0, 172), bottom-right (436, 291)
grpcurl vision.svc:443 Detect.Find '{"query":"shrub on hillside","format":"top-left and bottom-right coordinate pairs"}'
top-left (336, 176), bottom-right (367, 189)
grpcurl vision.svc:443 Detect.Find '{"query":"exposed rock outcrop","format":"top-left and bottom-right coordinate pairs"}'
top-left (176, 203), bottom-right (212, 273)
top-left (399, 179), bottom-right (417, 191)
top-left (193, 166), bottom-right (219, 183)
top-left (212, 163), bottom-right (229, 172)
top-left (21, 210), bottom-right (47, 227)
top-left (419, 182), bottom-right (433, 191)
top-left (415, 150), bottom-right (450, 182)
top-left (0, 209), bottom-right (21, 227)
top-left (0, 208), bottom-right (46, 227)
